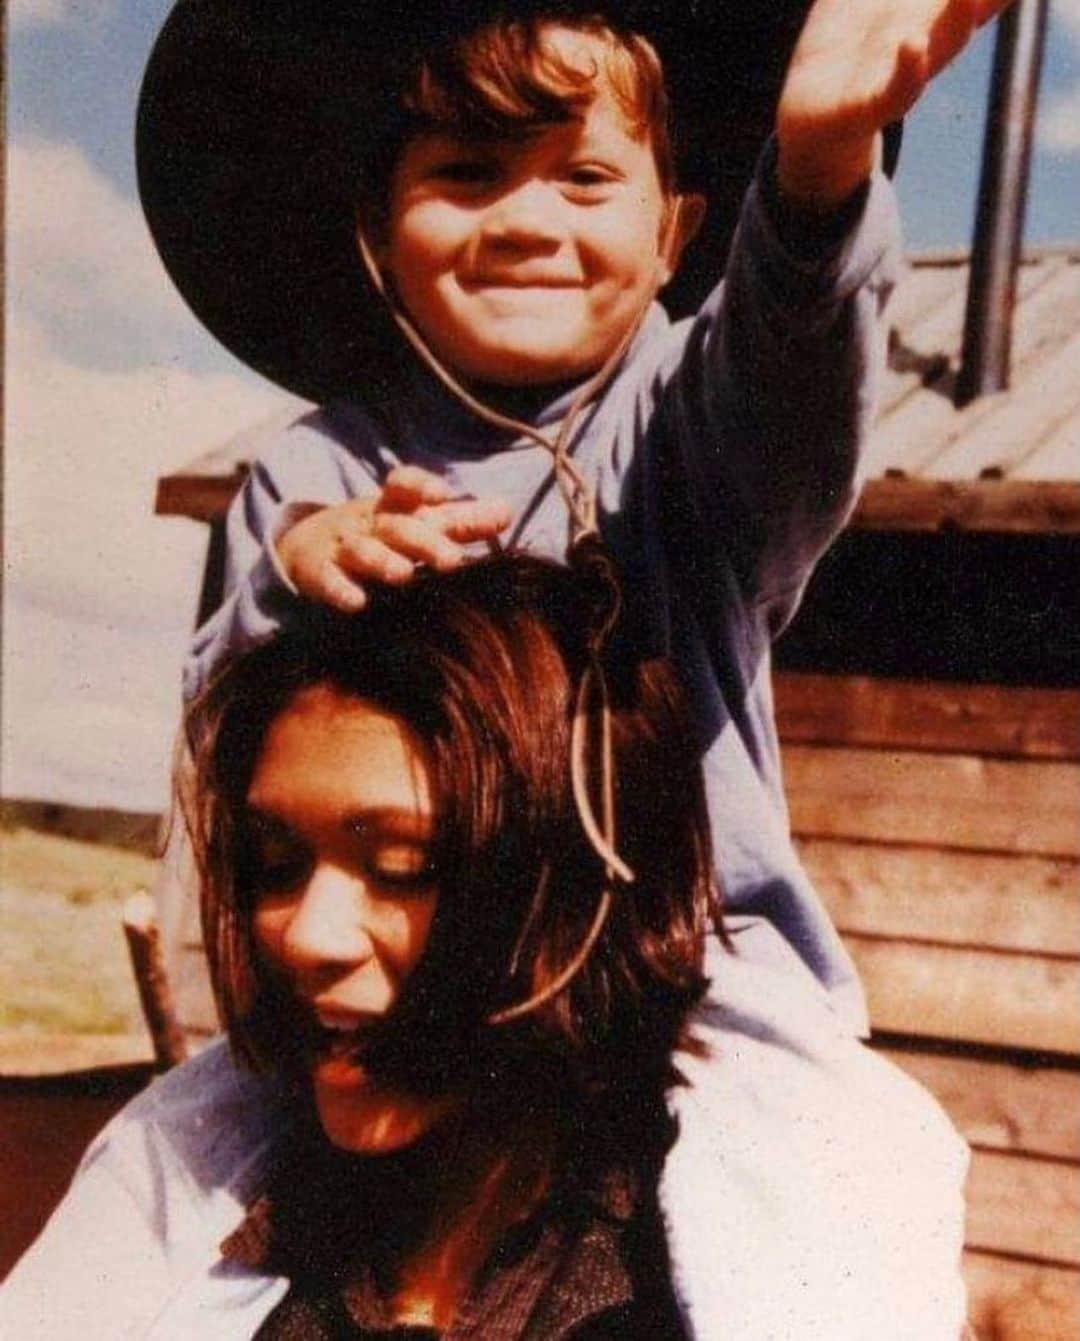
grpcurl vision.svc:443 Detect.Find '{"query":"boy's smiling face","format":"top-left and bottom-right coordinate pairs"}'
top-left (380, 33), bottom-right (688, 388)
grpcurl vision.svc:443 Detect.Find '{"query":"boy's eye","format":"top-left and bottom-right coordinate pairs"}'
top-left (566, 165), bottom-right (614, 186)
top-left (561, 164), bottom-right (620, 201)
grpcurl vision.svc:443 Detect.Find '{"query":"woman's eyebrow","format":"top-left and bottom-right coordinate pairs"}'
top-left (344, 808), bottom-right (434, 838)
top-left (242, 807), bottom-right (290, 835)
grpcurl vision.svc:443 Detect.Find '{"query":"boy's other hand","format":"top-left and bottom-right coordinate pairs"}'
top-left (777, 0), bottom-right (1012, 211)
top-left (276, 466), bottom-right (512, 613)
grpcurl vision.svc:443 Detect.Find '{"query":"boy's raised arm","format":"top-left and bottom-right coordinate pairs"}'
top-left (658, 0), bottom-right (1011, 630)
top-left (777, 0), bottom-right (1010, 209)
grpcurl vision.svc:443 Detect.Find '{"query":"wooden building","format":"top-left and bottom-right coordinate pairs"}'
top-left (773, 244), bottom-right (1080, 1341)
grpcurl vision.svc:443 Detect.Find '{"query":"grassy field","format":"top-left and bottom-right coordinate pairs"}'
top-left (1, 822), bottom-right (160, 1034)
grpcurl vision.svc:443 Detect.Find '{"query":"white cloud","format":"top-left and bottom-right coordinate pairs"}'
top-left (9, 0), bottom-right (115, 31)
top-left (1040, 0), bottom-right (1080, 156)
top-left (7, 137), bottom-right (194, 349)
top-left (1052, 0), bottom-right (1080, 41)
top-left (10, 0), bottom-right (72, 25)
top-left (1040, 83), bottom-right (1080, 152)
top-left (5, 312), bottom-right (286, 620)
top-left (1, 596), bottom-right (188, 812)
top-left (3, 133), bottom-right (304, 810)
top-left (3, 314), bottom-right (290, 808)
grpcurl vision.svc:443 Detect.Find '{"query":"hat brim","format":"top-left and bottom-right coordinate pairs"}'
top-left (137, 1), bottom-right (895, 403)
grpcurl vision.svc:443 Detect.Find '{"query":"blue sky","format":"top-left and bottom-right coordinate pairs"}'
top-left (4, 0), bottom-right (1079, 810)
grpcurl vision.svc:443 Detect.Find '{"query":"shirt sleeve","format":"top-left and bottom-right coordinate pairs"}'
top-left (0, 1116), bottom-right (175, 1339)
top-left (658, 139), bottom-right (902, 637)
top-left (183, 444), bottom-right (361, 702)
top-left (0, 1045), bottom-right (286, 1339)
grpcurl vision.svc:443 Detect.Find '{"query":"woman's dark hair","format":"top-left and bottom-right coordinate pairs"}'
top-left (184, 553), bottom-right (717, 1150)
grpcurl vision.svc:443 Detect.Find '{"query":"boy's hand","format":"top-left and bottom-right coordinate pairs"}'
top-left (777, 0), bottom-right (1012, 211)
top-left (276, 466), bottom-right (512, 613)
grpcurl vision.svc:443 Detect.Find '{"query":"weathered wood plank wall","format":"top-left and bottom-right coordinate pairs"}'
top-left (777, 670), bottom-right (1080, 1341)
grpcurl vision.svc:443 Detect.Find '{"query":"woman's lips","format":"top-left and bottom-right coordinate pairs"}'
top-left (314, 1006), bottom-right (374, 1032)
top-left (304, 1006), bottom-right (378, 1074)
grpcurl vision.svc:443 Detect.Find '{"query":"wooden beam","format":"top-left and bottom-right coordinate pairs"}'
top-left (783, 746), bottom-right (1080, 858)
top-left (852, 477), bottom-right (1080, 533)
top-left (799, 839), bottom-right (1080, 956)
top-left (775, 673), bottom-right (1080, 759)
top-left (155, 469), bottom-right (247, 524)
top-left (0, 1032), bottom-right (153, 1077)
top-left (886, 259), bottom-right (968, 332)
top-left (880, 1050), bottom-right (1080, 1160)
top-left (153, 403), bottom-right (305, 524)
top-left (966, 1149), bottom-right (1080, 1266)
top-left (846, 935), bottom-right (1080, 1052)
top-left (875, 254), bottom-right (1058, 426)
top-left (963, 1251), bottom-right (1080, 1341)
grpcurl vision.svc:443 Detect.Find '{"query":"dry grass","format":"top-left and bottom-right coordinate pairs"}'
top-left (0, 825), bottom-right (159, 1034)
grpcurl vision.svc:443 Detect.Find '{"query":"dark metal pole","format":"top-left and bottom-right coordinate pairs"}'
top-left (956, 0), bottom-right (1049, 407)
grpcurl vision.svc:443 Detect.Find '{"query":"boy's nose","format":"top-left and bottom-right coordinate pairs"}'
top-left (277, 864), bottom-right (374, 973)
top-left (481, 180), bottom-right (564, 249)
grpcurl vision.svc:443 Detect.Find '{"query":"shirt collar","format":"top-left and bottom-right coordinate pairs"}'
top-left (390, 302), bottom-right (670, 459)
top-left (220, 1151), bottom-right (641, 1339)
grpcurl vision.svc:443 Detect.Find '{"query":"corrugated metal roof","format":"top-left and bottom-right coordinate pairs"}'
top-left (157, 247), bottom-right (1080, 533)
top-left (856, 246), bottom-right (1080, 533)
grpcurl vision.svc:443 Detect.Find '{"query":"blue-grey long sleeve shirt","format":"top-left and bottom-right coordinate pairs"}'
top-left (186, 153), bottom-right (903, 1033)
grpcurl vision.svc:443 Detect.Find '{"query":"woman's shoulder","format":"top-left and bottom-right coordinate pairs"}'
top-left (661, 929), bottom-right (969, 1340)
top-left (683, 930), bottom-right (965, 1165)
top-left (0, 1041), bottom-right (289, 1339)
top-left (100, 1037), bottom-right (285, 1207)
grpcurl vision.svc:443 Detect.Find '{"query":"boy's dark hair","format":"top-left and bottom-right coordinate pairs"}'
top-left (360, 13), bottom-right (677, 231)
top-left (184, 554), bottom-right (716, 1137)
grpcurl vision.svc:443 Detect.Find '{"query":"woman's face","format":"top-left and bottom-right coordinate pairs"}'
top-left (244, 683), bottom-right (455, 1154)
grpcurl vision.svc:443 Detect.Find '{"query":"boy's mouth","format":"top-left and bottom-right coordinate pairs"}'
top-left (465, 272), bottom-right (580, 290)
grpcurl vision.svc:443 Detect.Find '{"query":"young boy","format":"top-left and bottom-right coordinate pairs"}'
top-left (163, 0), bottom-right (1001, 1037)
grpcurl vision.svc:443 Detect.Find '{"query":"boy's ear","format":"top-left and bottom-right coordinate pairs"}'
top-left (656, 192), bottom-right (706, 286)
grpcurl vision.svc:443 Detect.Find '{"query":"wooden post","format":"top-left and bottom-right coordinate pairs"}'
top-left (122, 892), bottom-right (188, 1070)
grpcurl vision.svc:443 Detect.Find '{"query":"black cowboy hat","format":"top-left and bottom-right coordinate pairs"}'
top-left (137, 1), bottom-right (900, 404)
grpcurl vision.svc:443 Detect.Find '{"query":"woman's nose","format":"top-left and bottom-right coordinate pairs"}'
top-left (277, 864), bottom-right (373, 972)
top-left (481, 180), bottom-right (563, 249)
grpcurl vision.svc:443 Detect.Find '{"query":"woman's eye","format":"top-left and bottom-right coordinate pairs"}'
top-left (249, 850), bottom-right (308, 894)
top-left (367, 844), bottom-right (436, 889)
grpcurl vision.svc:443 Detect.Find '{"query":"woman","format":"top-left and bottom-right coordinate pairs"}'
top-left (2, 554), bottom-right (969, 1339)
top-left (187, 549), bottom-right (716, 1337)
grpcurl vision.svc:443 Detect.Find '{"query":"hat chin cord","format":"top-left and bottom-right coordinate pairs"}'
top-left (356, 212), bottom-right (681, 1026)
top-left (354, 207), bottom-right (682, 547)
